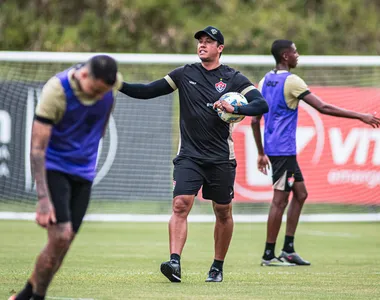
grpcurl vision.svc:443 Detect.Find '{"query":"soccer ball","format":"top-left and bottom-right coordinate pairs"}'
top-left (217, 92), bottom-right (248, 124)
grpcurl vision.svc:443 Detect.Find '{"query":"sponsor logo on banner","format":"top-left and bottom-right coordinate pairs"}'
top-left (233, 86), bottom-right (380, 205)
top-left (24, 88), bottom-right (118, 191)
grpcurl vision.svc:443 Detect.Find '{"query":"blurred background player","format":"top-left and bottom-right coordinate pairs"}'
top-left (10, 55), bottom-right (122, 300)
top-left (119, 26), bottom-right (268, 282)
top-left (251, 39), bottom-right (380, 267)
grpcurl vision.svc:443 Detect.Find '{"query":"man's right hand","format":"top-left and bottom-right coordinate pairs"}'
top-left (257, 154), bottom-right (270, 175)
top-left (36, 197), bottom-right (56, 228)
top-left (359, 113), bottom-right (380, 128)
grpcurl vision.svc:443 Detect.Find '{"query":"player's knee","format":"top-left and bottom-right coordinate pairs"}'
top-left (272, 197), bottom-right (289, 210)
top-left (54, 235), bottom-right (72, 250)
top-left (296, 190), bottom-right (308, 203)
top-left (50, 224), bottom-right (74, 249)
top-left (214, 204), bottom-right (232, 222)
top-left (215, 210), bottom-right (232, 224)
top-left (172, 196), bottom-right (192, 217)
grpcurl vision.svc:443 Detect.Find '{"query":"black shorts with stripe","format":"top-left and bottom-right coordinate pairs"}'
top-left (47, 170), bottom-right (92, 232)
top-left (172, 156), bottom-right (236, 205)
top-left (268, 155), bottom-right (304, 192)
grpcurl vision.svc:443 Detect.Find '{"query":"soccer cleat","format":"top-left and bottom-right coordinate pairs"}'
top-left (261, 257), bottom-right (296, 266)
top-left (160, 260), bottom-right (181, 282)
top-left (279, 251), bottom-right (311, 266)
top-left (205, 267), bottom-right (223, 282)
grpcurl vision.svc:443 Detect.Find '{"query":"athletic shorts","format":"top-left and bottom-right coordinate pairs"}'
top-left (268, 155), bottom-right (304, 192)
top-left (172, 156), bottom-right (236, 205)
top-left (47, 170), bottom-right (92, 233)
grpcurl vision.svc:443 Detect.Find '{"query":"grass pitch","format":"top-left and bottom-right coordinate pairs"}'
top-left (1, 221), bottom-right (379, 299)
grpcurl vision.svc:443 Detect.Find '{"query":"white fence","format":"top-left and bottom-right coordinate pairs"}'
top-left (2, 51), bottom-right (380, 66)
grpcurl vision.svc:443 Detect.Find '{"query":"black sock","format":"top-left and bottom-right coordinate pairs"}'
top-left (263, 242), bottom-right (276, 260)
top-left (15, 280), bottom-right (33, 300)
top-left (283, 235), bottom-right (295, 253)
top-left (212, 259), bottom-right (224, 271)
top-left (32, 294), bottom-right (45, 300)
top-left (170, 253), bottom-right (180, 263)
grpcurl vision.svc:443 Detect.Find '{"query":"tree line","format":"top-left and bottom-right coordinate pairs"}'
top-left (1, 0), bottom-right (380, 55)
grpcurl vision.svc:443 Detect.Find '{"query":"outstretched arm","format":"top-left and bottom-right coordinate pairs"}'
top-left (251, 115), bottom-right (270, 175)
top-left (303, 93), bottom-right (380, 128)
top-left (119, 78), bottom-right (174, 99)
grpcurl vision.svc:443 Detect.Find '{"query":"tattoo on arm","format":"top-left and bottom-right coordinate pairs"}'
top-left (30, 121), bottom-right (52, 201)
top-left (31, 151), bottom-right (48, 199)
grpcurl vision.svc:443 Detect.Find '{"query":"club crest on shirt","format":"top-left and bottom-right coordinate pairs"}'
top-left (287, 174), bottom-right (295, 188)
top-left (215, 80), bottom-right (227, 93)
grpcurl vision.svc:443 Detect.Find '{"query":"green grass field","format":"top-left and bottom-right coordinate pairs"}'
top-left (1, 221), bottom-right (379, 300)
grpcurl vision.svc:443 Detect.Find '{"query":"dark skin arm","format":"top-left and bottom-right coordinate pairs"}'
top-left (250, 92), bottom-right (380, 175)
top-left (303, 93), bottom-right (380, 128)
top-left (30, 120), bottom-right (56, 227)
top-left (251, 115), bottom-right (270, 175)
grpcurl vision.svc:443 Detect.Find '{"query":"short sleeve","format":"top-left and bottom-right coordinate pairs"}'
top-left (112, 72), bottom-right (124, 97)
top-left (286, 74), bottom-right (309, 99)
top-left (232, 72), bottom-right (256, 95)
top-left (35, 77), bottom-right (66, 124)
top-left (284, 74), bottom-right (310, 109)
top-left (165, 66), bottom-right (184, 91)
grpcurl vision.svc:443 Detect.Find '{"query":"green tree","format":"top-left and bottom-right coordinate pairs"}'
top-left (1, 0), bottom-right (379, 54)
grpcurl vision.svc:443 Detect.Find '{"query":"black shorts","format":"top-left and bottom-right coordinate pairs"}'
top-left (47, 170), bottom-right (92, 233)
top-left (172, 157), bottom-right (236, 205)
top-left (268, 156), bottom-right (304, 192)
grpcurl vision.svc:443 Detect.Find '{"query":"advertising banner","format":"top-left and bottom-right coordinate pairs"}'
top-left (233, 86), bottom-right (380, 204)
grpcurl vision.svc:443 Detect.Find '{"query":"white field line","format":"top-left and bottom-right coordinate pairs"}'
top-left (0, 212), bottom-right (379, 222)
top-left (47, 297), bottom-right (94, 300)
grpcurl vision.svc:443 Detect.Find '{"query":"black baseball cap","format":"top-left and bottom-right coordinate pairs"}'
top-left (194, 26), bottom-right (224, 45)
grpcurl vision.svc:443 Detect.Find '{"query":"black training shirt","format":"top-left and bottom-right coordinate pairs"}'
top-left (165, 63), bottom-right (256, 163)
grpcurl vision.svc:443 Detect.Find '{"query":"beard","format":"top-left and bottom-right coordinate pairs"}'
top-left (199, 55), bottom-right (212, 62)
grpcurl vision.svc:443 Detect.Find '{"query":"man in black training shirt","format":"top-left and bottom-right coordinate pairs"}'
top-left (119, 26), bottom-right (268, 282)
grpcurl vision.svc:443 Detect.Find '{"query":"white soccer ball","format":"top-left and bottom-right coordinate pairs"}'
top-left (217, 92), bottom-right (248, 124)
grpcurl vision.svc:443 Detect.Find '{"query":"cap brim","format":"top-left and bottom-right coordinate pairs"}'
top-left (194, 30), bottom-right (217, 41)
